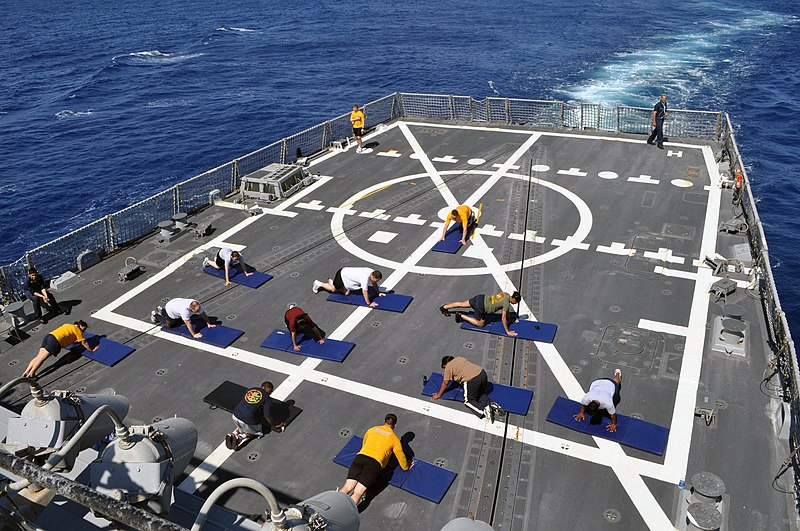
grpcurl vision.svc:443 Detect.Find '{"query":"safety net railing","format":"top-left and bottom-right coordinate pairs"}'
top-left (722, 113), bottom-right (800, 509)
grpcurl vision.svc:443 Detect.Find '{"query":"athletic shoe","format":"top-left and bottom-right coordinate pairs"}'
top-left (439, 305), bottom-right (451, 317)
top-left (454, 313), bottom-right (463, 323)
top-left (150, 310), bottom-right (157, 324)
top-left (312, 280), bottom-right (322, 294)
top-left (647, 140), bottom-right (655, 145)
top-left (202, 256), bottom-right (210, 268)
top-left (157, 305), bottom-right (163, 314)
top-left (225, 432), bottom-right (235, 450)
top-left (272, 426), bottom-right (285, 433)
top-left (356, 148), bottom-right (362, 154)
top-left (657, 144), bottom-right (664, 149)
top-left (490, 402), bottom-right (506, 417)
top-left (614, 368), bottom-right (622, 379)
top-left (484, 405), bottom-right (494, 424)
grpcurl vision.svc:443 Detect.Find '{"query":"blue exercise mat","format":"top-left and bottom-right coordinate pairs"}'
top-left (432, 224), bottom-right (465, 254)
top-left (460, 313), bottom-right (558, 343)
top-left (326, 290), bottom-right (413, 313)
top-left (421, 372), bottom-right (533, 415)
top-left (203, 266), bottom-right (272, 288)
top-left (161, 322), bottom-right (244, 348)
top-left (260, 330), bottom-right (354, 362)
top-left (545, 396), bottom-right (670, 456)
top-left (68, 333), bottom-right (135, 367)
top-left (333, 436), bottom-right (457, 504)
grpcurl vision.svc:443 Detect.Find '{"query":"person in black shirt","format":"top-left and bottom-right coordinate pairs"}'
top-left (226, 381), bottom-right (285, 450)
top-left (647, 94), bottom-right (668, 149)
top-left (24, 268), bottom-right (61, 324)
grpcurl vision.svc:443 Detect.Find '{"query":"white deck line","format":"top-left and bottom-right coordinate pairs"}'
top-left (400, 120), bottom-right (704, 150)
top-left (662, 146), bottom-right (723, 479)
top-left (463, 133), bottom-right (541, 206)
top-left (638, 319), bottom-right (689, 337)
top-left (398, 122), bottom-right (459, 206)
top-left (269, 176), bottom-right (334, 212)
top-left (89, 122), bottom-right (709, 526)
top-left (177, 443), bottom-right (233, 493)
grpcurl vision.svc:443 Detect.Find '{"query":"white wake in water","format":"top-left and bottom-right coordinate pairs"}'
top-left (558, 9), bottom-right (798, 107)
top-left (55, 109), bottom-right (94, 119)
top-left (112, 50), bottom-right (204, 66)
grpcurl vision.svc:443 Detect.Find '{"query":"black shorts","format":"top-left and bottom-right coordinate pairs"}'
top-left (214, 251), bottom-right (225, 269)
top-left (469, 294), bottom-right (486, 321)
top-left (333, 268), bottom-right (346, 293)
top-left (352, 127), bottom-right (363, 137)
top-left (41, 334), bottom-right (62, 357)
top-left (346, 454), bottom-right (382, 487)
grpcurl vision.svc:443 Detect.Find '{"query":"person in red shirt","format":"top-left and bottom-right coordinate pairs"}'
top-left (284, 304), bottom-right (325, 351)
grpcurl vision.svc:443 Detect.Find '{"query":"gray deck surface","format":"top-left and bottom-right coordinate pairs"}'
top-left (0, 120), bottom-right (796, 530)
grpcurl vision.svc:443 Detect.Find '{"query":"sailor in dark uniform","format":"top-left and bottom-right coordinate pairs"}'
top-left (647, 94), bottom-right (668, 149)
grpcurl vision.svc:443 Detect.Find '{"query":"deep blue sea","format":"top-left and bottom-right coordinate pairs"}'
top-left (1, 1), bottom-right (798, 332)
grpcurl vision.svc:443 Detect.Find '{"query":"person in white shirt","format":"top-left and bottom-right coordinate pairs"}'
top-left (203, 248), bottom-right (252, 286)
top-left (574, 369), bottom-right (622, 432)
top-left (151, 298), bottom-right (216, 339)
top-left (312, 267), bottom-right (386, 308)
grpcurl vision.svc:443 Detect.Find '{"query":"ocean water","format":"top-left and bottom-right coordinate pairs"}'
top-left (1, 0), bottom-right (798, 332)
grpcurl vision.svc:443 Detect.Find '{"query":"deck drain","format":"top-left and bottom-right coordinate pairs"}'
top-left (161, 298), bottom-right (169, 303)
top-left (604, 509), bottom-right (621, 523)
top-left (156, 369), bottom-right (167, 376)
top-left (7, 360), bottom-right (17, 366)
top-left (75, 387), bottom-right (86, 393)
top-left (290, 272), bottom-right (300, 278)
top-left (247, 452), bottom-right (260, 461)
top-left (609, 259), bottom-right (620, 266)
top-left (464, 342), bottom-right (474, 350)
top-left (570, 365), bottom-right (582, 374)
top-left (270, 226), bottom-right (279, 230)
top-left (661, 289), bottom-right (672, 296)
top-left (30, 326), bottom-right (40, 332)
top-left (152, 417), bottom-right (162, 423)
top-left (561, 443), bottom-right (570, 451)
top-left (174, 278), bottom-right (183, 283)
top-left (563, 273), bottom-right (574, 280)
top-left (675, 344), bottom-right (684, 352)
top-left (716, 399), bottom-right (728, 410)
top-left (339, 428), bottom-right (352, 438)
top-left (272, 246), bottom-right (281, 251)
top-left (93, 280), bottom-right (103, 285)
top-left (609, 306), bottom-right (621, 313)
top-left (398, 357), bottom-right (408, 364)
top-left (434, 458), bottom-right (448, 468)
top-left (340, 258), bottom-right (350, 263)
top-left (371, 321), bottom-right (381, 327)
top-left (226, 314), bottom-right (237, 321)
top-left (398, 246), bottom-right (406, 251)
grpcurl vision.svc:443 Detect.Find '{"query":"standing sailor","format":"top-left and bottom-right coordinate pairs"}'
top-left (647, 94), bottom-right (668, 149)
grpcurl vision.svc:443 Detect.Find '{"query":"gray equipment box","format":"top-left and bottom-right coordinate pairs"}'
top-left (241, 163), bottom-right (308, 202)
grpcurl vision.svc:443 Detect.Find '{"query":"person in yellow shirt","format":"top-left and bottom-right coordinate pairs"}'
top-left (440, 205), bottom-right (477, 245)
top-left (339, 413), bottom-right (413, 505)
top-left (23, 320), bottom-right (98, 378)
top-left (350, 104), bottom-right (365, 153)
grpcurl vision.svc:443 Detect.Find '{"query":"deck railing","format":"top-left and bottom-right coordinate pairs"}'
top-left (721, 114), bottom-right (800, 508)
